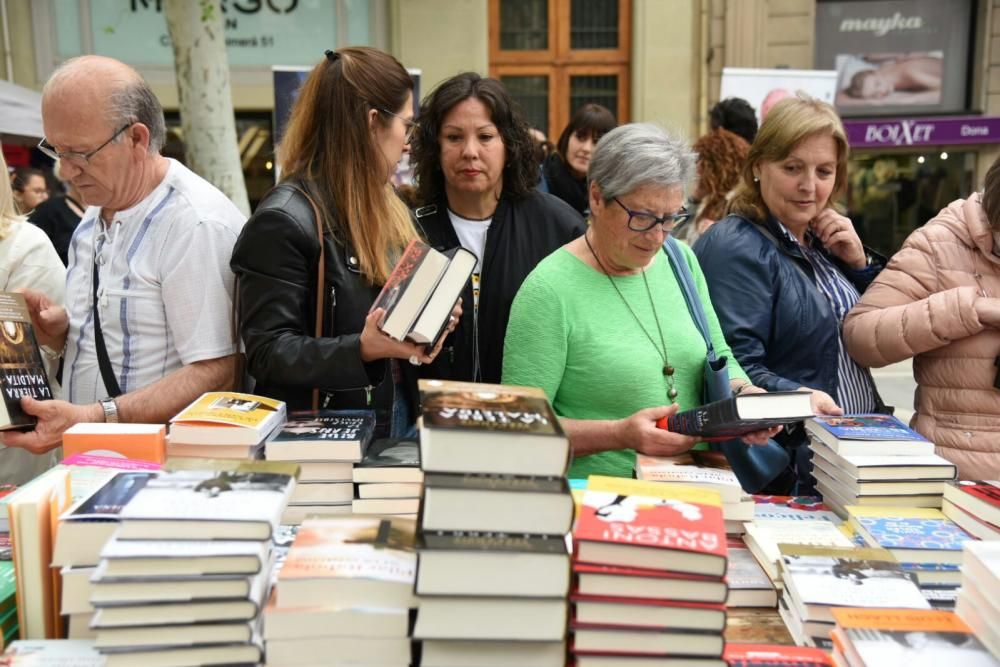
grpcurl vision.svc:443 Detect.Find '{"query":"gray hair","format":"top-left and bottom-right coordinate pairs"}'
top-left (588, 123), bottom-right (696, 201)
top-left (46, 57), bottom-right (167, 155)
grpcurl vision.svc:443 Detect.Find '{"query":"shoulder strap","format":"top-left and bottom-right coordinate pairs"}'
top-left (662, 237), bottom-right (714, 354)
top-left (92, 263), bottom-right (122, 398)
top-left (290, 185), bottom-right (326, 412)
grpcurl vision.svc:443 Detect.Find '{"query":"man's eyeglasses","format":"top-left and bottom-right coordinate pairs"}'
top-left (37, 123), bottom-right (133, 167)
top-left (614, 197), bottom-right (691, 233)
top-left (376, 107), bottom-right (418, 144)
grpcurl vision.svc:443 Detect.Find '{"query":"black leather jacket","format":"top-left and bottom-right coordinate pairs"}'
top-left (230, 182), bottom-right (416, 438)
top-left (416, 191), bottom-right (586, 383)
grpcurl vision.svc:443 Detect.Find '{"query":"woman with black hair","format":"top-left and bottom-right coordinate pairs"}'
top-left (410, 72), bottom-right (586, 383)
top-left (541, 103), bottom-right (617, 215)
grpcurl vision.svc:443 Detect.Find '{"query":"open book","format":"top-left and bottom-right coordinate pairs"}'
top-left (371, 239), bottom-right (476, 347)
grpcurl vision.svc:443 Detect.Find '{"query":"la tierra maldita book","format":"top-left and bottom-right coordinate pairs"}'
top-left (0, 291), bottom-right (54, 431)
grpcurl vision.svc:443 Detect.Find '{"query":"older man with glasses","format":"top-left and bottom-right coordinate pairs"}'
top-left (4, 55), bottom-right (246, 455)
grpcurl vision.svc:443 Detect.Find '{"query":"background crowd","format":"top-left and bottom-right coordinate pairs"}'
top-left (3, 45), bottom-right (999, 493)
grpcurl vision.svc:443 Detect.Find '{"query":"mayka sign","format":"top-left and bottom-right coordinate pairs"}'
top-left (865, 120), bottom-right (935, 146)
top-left (839, 12), bottom-right (923, 37)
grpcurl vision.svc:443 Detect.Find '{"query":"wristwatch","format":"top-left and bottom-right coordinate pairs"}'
top-left (100, 397), bottom-right (119, 423)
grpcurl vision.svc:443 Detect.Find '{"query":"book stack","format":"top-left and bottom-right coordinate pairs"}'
top-left (943, 480), bottom-right (1000, 540)
top-left (413, 380), bottom-right (573, 667)
top-left (571, 476), bottom-right (729, 666)
top-left (725, 537), bottom-right (777, 608)
top-left (635, 453), bottom-right (754, 535)
top-left (742, 518), bottom-right (855, 587)
top-left (53, 471), bottom-right (158, 639)
top-left (776, 544), bottom-right (930, 648)
top-left (265, 410), bottom-right (374, 524)
top-left (829, 608), bottom-right (999, 666)
top-left (166, 392), bottom-right (287, 461)
top-left (847, 505), bottom-right (974, 608)
top-left (956, 541), bottom-right (1000, 659)
top-left (87, 459), bottom-right (296, 667)
top-left (62, 423), bottom-right (167, 464)
top-left (806, 415), bottom-right (954, 516)
top-left (352, 438), bottom-right (422, 518)
top-left (0, 639), bottom-right (104, 665)
top-left (265, 516), bottom-right (417, 666)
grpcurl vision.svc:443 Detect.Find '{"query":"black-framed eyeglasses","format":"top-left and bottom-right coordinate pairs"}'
top-left (37, 123), bottom-right (133, 167)
top-left (376, 107), bottom-right (418, 144)
top-left (614, 197), bottom-right (691, 233)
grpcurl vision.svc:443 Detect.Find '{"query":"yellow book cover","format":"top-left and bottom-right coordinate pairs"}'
top-left (171, 392), bottom-right (284, 429)
top-left (778, 543), bottom-right (896, 562)
top-left (585, 475), bottom-right (724, 508)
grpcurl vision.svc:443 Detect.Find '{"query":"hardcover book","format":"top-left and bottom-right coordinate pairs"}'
top-left (407, 246), bottom-right (477, 347)
top-left (751, 496), bottom-right (841, 524)
top-left (370, 238), bottom-right (450, 341)
top-left (943, 480), bottom-right (1000, 527)
top-left (265, 410), bottom-right (374, 462)
top-left (726, 540), bottom-right (777, 608)
top-left (352, 438), bottom-right (422, 483)
top-left (831, 608), bottom-right (997, 667)
top-left (810, 442), bottom-right (956, 481)
top-left (742, 519), bottom-right (854, 582)
top-left (635, 454), bottom-right (743, 503)
top-left (0, 292), bottom-right (54, 431)
top-left (276, 516), bottom-right (418, 609)
top-left (571, 594), bottom-right (727, 632)
top-left (847, 506), bottom-right (973, 565)
top-left (574, 476), bottom-right (727, 577)
top-left (170, 391), bottom-right (286, 446)
top-left (61, 423), bottom-right (167, 464)
top-left (414, 596), bottom-right (567, 641)
top-left (573, 562), bottom-right (729, 603)
top-left (116, 459), bottom-right (297, 541)
top-left (418, 379), bottom-right (569, 477)
top-left (805, 414), bottom-right (934, 456)
top-left (666, 391), bottom-right (813, 439)
top-left (723, 643), bottom-right (833, 666)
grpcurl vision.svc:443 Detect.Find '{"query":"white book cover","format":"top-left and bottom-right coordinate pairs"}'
top-left (727, 545), bottom-right (774, 591)
top-left (783, 554), bottom-right (929, 610)
top-left (744, 519), bottom-right (854, 564)
top-left (119, 468), bottom-right (293, 526)
top-left (100, 538), bottom-right (268, 560)
top-left (635, 455), bottom-right (742, 503)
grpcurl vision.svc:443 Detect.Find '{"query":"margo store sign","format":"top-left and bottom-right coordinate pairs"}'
top-left (844, 117), bottom-right (1000, 148)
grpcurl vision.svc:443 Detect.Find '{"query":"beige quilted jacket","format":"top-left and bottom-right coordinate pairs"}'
top-left (843, 195), bottom-right (1000, 479)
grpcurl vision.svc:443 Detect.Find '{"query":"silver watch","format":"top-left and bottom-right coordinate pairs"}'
top-left (100, 397), bottom-right (119, 423)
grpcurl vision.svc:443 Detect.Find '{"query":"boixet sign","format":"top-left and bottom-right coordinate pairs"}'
top-left (843, 117), bottom-right (1000, 149)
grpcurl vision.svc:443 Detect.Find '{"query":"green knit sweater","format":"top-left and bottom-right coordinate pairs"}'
top-left (502, 244), bottom-right (749, 479)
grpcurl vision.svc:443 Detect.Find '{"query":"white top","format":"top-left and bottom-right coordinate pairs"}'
top-left (0, 221), bottom-right (65, 484)
top-left (448, 210), bottom-right (492, 311)
top-left (63, 159), bottom-right (246, 405)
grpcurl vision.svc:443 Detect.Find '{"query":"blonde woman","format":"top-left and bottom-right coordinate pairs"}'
top-left (0, 151), bottom-right (65, 483)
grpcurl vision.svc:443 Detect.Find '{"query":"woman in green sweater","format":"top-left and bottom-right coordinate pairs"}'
top-left (502, 123), bottom-right (780, 479)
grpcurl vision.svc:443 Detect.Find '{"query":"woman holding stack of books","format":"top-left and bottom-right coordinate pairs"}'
top-left (502, 123), bottom-right (780, 481)
top-left (230, 47), bottom-right (456, 439)
top-left (694, 94), bottom-right (889, 494)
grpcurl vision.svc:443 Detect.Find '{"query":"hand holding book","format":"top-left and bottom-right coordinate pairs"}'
top-left (360, 298), bottom-right (461, 365)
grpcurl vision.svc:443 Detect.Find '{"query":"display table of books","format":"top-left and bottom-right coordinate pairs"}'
top-left (2, 386), bottom-right (1000, 666)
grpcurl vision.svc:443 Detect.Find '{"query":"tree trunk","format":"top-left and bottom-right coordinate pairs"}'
top-left (163, 0), bottom-right (250, 216)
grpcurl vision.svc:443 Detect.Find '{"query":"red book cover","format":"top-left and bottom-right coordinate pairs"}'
top-left (369, 239), bottom-right (448, 340)
top-left (571, 591), bottom-right (726, 611)
top-left (724, 643), bottom-right (832, 666)
top-left (574, 476), bottom-right (726, 576)
top-left (573, 562), bottom-right (722, 582)
top-left (954, 480), bottom-right (1000, 508)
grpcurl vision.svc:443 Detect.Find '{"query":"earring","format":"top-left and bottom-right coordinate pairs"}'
top-left (753, 176), bottom-right (760, 183)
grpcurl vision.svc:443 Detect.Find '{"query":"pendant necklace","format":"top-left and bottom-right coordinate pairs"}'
top-left (584, 232), bottom-right (678, 401)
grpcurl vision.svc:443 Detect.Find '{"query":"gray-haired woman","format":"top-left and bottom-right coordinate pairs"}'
top-left (502, 123), bottom-right (779, 480)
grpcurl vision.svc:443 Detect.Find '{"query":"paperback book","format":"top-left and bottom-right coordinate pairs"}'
top-left (806, 414), bottom-right (934, 456)
top-left (170, 391), bottom-right (286, 446)
top-left (265, 410), bottom-right (374, 462)
top-left (0, 292), bottom-right (54, 431)
top-left (847, 506), bottom-right (973, 565)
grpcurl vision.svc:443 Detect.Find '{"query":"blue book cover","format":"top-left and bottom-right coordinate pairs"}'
top-left (811, 414), bottom-right (928, 441)
top-left (858, 516), bottom-right (972, 551)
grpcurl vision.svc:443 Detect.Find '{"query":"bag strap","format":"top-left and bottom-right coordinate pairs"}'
top-left (291, 185), bottom-right (326, 412)
top-left (662, 237), bottom-right (714, 356)
top-left (92, 259), bottom-right (122, 398)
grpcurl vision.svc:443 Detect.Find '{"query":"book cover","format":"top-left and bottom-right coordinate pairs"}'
top-left (407, 246), bottom-right (476, 347)
top-left (751, 496), bottom-right (841, 524)
top-left (170, 392), bottom-right (286, 445)
top-left (726, 542), bottom-right (774, 591)
top-left (0, 639), bottom-right (104, 665)
top-left (0, 293), bottom-right (53, 431)
top-left (265, 410), bottom-right (374, 462)
top-left (420, 531), bottom-right (568, 554)
top-left (278, 516), bottom-right (416, 595)
top-left (781, 553), bottom-right (929, 613)
top-left (418, 379), bottom-right (564, 437)
top-left (944, 480), bottom-right (1000, 526)
top-left (743, 519), bottom-right (855, 565)
top-left (666, 391), bottom-right (813, 439)
top-left (723, 643), bottom-right (833, 666)
top-left (370, 239), bottom-right (449, 340)
top-left (635, 454), bottom-right (742, 503)
top-left (807, 414), bottom-right (928, 442)
top-left (423, 473), bottom-right (567, 494)
top-left (831, 608), bottom-right (997, 667)
top-left (355, 438), bottom-right (419, 468)
top-left (574, 476), bottom-right (727, 575)
top-left (61, 471), bottom-right (156, 521)
top-left (60, 454), bottom-right (162, 472)
top-left (849, 507), bottom-right (972, 552)
top-left (61, 424), bottom-right (166, 464)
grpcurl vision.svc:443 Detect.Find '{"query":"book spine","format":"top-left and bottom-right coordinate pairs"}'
top-left (666, 398), bottom-right (740, 435)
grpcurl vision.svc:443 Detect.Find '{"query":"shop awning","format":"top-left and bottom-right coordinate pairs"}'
top-left (0, 79), bottom-right (43, 142)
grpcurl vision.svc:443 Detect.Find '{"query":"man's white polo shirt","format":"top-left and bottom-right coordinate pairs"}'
top-left (63, 159), bottom-right (246, 404)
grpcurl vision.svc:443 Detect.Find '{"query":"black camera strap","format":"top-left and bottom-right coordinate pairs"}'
top-left (92, 261), bottom-right (122, 398)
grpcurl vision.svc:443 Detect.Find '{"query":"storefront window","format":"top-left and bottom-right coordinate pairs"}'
top-left (846, 151), bottom-right (975, 256)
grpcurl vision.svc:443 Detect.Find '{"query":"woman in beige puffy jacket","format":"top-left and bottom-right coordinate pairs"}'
top-left (843, 157), bottom-right (1000, 480)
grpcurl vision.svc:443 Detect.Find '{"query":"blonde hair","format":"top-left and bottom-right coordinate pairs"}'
top-left (0, 152), bottom-right (22, 239)
top-left (280, 47), bottom-right (417, 285)
top-left (727, 93), bottom-right (849, 223)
